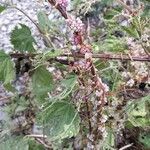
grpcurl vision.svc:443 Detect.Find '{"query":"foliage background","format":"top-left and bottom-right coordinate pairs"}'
top-left (0, 0), bottom-right (149, 149)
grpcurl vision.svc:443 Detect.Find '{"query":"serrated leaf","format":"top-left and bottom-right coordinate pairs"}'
top-left (14, 96), bottom-right (29, 114)
top-left (104, 9), bottom-right (120, 20)
top-left (50, 74), bottom-right (77, 101)
top-left (99, 36), bottom-right (127, 52)
top-left (32, 66), bottom-right (53, 103)
top-left (61, 74), bottom-right (77, 88)
top-left (121, 26), bottom-right (140, 38)
top-left (0, 137), bottom-right (29, 150)
top-left (10, 24), bottom-right (36, 52)
top-left (0, 136), bottom-right (46, 150)
top-left (101, 128), bottom-right (115, 150)
top-left (0, 51), bottom-right (15, 91)
top-left (28, 139), bottom-right (45, 150)
top-left (0, 50), bottom-right (10, 61)
top-left (0, 5), bottom-right (6, 13)
top-left (139, 133), bottom-right (150, 149)
top-left (41, 101), bottom-right (80, 140)
top-left (101, 0), bottom-right (114, 5)
top-left (126, 95), bottom-right (150, 127)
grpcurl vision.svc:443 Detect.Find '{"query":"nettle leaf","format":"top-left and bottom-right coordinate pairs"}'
top-left (50, 74), bottom-right (77, 101)
top-left (61, 74), bottom-right (77, 88)
top-left (101, 0), bottom-right (114, 5)
top-left (0, 50), bottom-right (10, 61)
top-left (0, 137), bottom-right (29, 150)
top-left (121, 26), bottom-right (139, 38)
top-left (139, 132), bottom-right (150, 149)
top-left (28, 139), bottom-right (45, 150)
top-left (10, 24), bottom-right (36, 52)
top-left (104, 9), bottom-right (120, 20)
top-left (13, 96), bottom-right (30, 114)
top-left (0, 136), bottom-right (45, 150)
top-left (32, 66), bottom-right (53, 103)
top-left (0, 51), bottom-right (15, 91)
top-left (98, 36), bottom-right (127, 52)
top-left (101, 128), bottom-right (115, 149)
top-left (126, 95), bottom-right (150, 127)
top-left (37, 11), bottom-right (52, 33)
top-left (0, 5), bottom-right (6, 13)
top-left (42, 101), bottom-right (80, 140)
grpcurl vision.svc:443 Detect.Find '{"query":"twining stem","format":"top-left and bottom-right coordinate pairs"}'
top-left (85, 99), bottom-right (92, 134)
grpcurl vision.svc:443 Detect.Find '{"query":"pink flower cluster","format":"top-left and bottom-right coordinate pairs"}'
top-left (66, 16), bottom-right (84, 32)
top-left (57, 0), bottom-right (68, 9)
top-left (73, 60), bottom-right (91, 71)
top-left (80, 45), bottom-right (92, 54)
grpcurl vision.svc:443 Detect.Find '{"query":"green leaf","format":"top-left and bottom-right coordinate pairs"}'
top-left (0, 51), bottom-right (15, 91)
top-left (121, 26), bottom-right (140, 38)
top-left (104, 9), bottom-right (120, 20)
top-left (126, 95), bottom-right (150, 127)
top-left (0, 137), bottom-right (29, 150)
top-left (98, 36), bottom-right (127, 52)
top-left (139, 132), bottom-right (150, 149)
top-left (101, 128), bottom-right (115, 149)
top-left (0, 50), bottom-right (10, 61)
top-left (142, 0), bottom-right (150, 2)
top-left (0, 136), bottom-right (46, 150)
top-left (37, 11), bottom-right (51, 33)
top-left (32, 66), bottom-right (53, 103)
top-left (50, 74), bottom-right (77, 101)
top-left (0, 5), bottom-right (6, 13)
top-left (10, 24), bottom-right (36, 52)
top-left (101, 0), bottom-right (114, 5)
top-left (13, 96), bottom-right (30, 114)
top-left (28, 139), bottom-right (45, 150)
top-left (61, 74), bottom-right (77, 89)
top-left (41, 101), bottom-right (80, 140)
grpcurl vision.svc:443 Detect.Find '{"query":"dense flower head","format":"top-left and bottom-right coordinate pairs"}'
top-left (73, 59), bottom-right (91, 71)
top-left (66, 16), bottom-right (84, 32)
top-left (57, 0), bottom-right (69, 9)
top-left (80, 45), bottom-right (92, 54)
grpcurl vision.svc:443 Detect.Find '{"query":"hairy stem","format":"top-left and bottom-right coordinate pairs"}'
top-left (10, 53), bottom-right (150, 62)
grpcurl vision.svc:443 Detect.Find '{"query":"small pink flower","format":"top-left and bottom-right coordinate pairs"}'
top-left (85, 52), bottom-right (92, 60)
top-left (95, 90), bottom-right (103, 97)
top-left (57, 0), bottom-right (68, 9)
top-left (66, 16), bottom-right (84, 32)
top-left (80, 45), bottom-right (92, 54)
